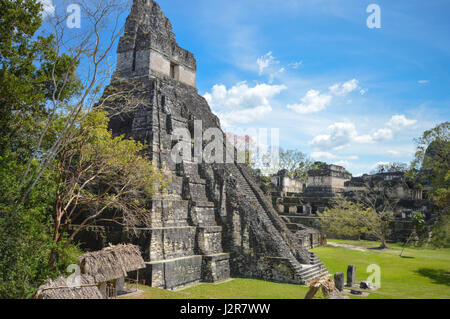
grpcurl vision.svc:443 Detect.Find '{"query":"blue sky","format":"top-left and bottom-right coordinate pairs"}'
top-left (42, 0), bottom-right (450, 175)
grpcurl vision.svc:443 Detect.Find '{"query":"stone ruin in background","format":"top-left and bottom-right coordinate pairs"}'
top-left (73, 0), bottom-right (328, 289)
top-left (269, 163), bottom-right (435, 243)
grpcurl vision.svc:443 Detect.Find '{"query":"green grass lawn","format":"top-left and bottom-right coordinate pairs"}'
top-left (123, 279), bottom-right (311, 299)
top-left (121, 240), bottom-right (450, 299)
top-left (316, 240), bottom-right (450, 299)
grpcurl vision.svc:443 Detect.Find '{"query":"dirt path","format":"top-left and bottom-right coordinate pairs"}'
top-left (326, 242), bottom-right (367, 251)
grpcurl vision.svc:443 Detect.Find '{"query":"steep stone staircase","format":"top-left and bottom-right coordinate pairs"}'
top-left (231, 163), bottom-right (329, 285)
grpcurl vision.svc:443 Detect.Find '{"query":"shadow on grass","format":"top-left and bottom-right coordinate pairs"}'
top-left (400, 256), bottom-right (415, 259)
top-left (416, 268), bottom-right (450, 286)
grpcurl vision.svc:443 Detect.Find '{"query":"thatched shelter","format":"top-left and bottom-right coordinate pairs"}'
top-left (33, 275), bottom-right (103, 299)
top-left (33, 244), bottom-right (145, 299)
top-left (78, 244), bottom-right (145, 298)
top-left (78, 244), bottom-right (145, 282)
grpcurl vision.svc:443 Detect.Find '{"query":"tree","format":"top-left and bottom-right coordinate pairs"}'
top-left (0, 0), bottom-right (80, 157)
top-left (410, 122), bottom-right (450, 209)
top-left (0, 0), bottom-right (81, 298)
top-left (0, 156), bottom-right (57, 298)
top-left (18, 0), bottom-right (138, 206)
top-left (276, 149), bottom-right (314, 181)
top-left (373, 162), bottom-right (408, 174)
top-left (399, 212), bottom-right (426, 256)
top-left (49, 109), bottom-right (165, 266)
top-left (351, 177), bottom-right (401, 248)
top-left (0, 0), bottom-right (156, 297)
top-left (429, 213), bottom-right (450, 248)
top-left (317, 199), bottom-right (370, 239)
top-left (318, 198), bottom-right (393, 248)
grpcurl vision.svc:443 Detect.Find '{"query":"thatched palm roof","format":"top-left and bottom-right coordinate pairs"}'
top-left (33, 275), bottom-right (103, 299)
top-left (78, 244), bottom-right (145, 283)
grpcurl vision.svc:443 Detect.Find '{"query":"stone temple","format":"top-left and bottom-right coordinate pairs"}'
top-left (76, 0), bottom-right (328, 289)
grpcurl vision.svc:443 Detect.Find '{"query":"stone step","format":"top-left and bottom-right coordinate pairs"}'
top-left (302, 271), bottom-right (328, 282)
top-left (232, 164), bottom-right (325, 278)
top-left (191, 200), bottom-right (215, 208)
top-left (304, 268), bottom-right (329, 279)
top-left (299, 266), bottom-right (328, 278)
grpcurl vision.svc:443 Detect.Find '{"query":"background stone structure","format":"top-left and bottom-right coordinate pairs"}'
top-left (269, 164), bottom-right (351, 248)
top-left (269, 164), bottom-right (436, 243)
top-left (344, 172), bottom-right (435, 241)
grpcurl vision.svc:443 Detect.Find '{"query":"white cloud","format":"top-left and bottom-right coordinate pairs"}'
top-left (269, 67), bottom-right (285, 84)
top-left (387, 114), bottom-right (417, 130)
top-left (219, 105), bottom-right (273, 125)
top-left (287, 78), bottom-right (362, 115)
top-left (310, 151), bottom-right (337, 160)
top-left (360, 88), bottom-right (368, 95)
top-left (204, 81), bottom-right (286, 127)
top-left (288, 61), bottom-right (303, 69)
top-left (310, 152), bottom-right (359, 167)
top-left (257, 51), bottom-right (277, 75)
top-left (310, 122), bottom-right (362, 150)
top-left (353, 134), bottom-right (374, 143)
top-left (310, 121), bottom-right (381, 151)
top-left (333, 160), bottom-right (351, 168)
top-left (373, 128), bottom-right (394, 141)
top-left (309, 114), bottom-right (419, 152)
top-left (387, 150), bottom-right (401, 156)
top-left (329, 79), bottom-right (359, 97)
top-left (39, 0), bottom-right (55, 17)
top-left (418, 80), bottom-right (429, 84)
top-left (287, 89), bottom-right (332, 114)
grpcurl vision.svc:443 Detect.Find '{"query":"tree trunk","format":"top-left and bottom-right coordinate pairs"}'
top-left (48, 248), bottom-right (58, 269)
top-left (304, 286), bottom-right (320, 299)
top-left (379, 238), bottom-right (387, 249)
top-left (400, 233), bottom-right (413, 256)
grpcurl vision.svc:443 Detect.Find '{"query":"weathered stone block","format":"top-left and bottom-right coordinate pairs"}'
top-left (347, 265), bottom-right (356, 287)
top-left (360, 281), bottom-right (373, 290)
top-left (144, 255), bottom-right (202, 289)
top-left (202, 253), bottom-right (230, 282)
top-left (197, 226), bottom-right (223, 254)
top-left (334, 272), bottom-right (345, 291)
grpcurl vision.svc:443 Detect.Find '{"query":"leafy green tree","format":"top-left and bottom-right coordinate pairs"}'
top-left (48, 110), bottom-right (165, 266)
top-left (409, 122), bottom-right (449, 249)
top-left (0, 0), bottom-right (80, 157)
top-left (317, 200), bottom-right (369, 239)
top-left (0, 0), bottom-right (81, 298)
top-left (429, 214), bottom-right (450, 248)
top-left (372, 162), bottom-right (408, 174)
top-left (276, 149), bottom-right (314, 181)
top-left (0, 0), bottom-right (149, 297)
top-left (0, 153), bottom-right (84, 298)
top-left (410, 122), bottom-right (450, 208)
top-left (0, 157), bottom-right (51, 298)
top-left (400, 212), bottom-right (426, 256)
top-left (318, 198), bottom-right (393, 248)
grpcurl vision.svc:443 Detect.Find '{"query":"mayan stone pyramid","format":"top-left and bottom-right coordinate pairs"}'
top-left (94, 0), bottom-right (328, 289)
